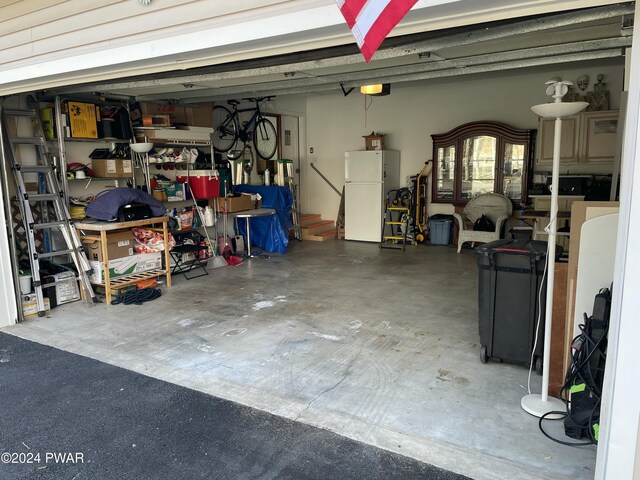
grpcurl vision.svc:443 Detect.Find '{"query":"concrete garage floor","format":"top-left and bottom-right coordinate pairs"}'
top-left (3, 240), bottom-right (596, 480)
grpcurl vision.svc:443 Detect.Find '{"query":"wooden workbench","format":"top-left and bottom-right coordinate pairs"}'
top-left (75, 217), bottom-right (171, 305)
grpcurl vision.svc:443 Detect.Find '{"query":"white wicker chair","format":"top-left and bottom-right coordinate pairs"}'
top-left (453, 193), bottom-right (513, 253)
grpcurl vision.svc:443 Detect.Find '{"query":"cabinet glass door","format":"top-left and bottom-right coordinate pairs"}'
top-left (461, 135), bottom-right (496, 199)
top-left (435, 145), bottom-right (455, 200)
top-left (503, 142), bottom-right (525, 200)
top-left (431, 121), bottom-right (532, 205)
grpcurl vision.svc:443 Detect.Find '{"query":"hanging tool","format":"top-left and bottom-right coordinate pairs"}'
top-left (220, 180), bottom-right (232, 259)
top-left (276, 159), bottom-right (302, 240)
top-left (187, 184), bottom-right (226, 268)
top-left (413, 160), bottom-right (432, 244)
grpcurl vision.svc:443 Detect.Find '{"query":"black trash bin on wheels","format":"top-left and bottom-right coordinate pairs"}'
top-left (475, 239), bottom-right (561, 373)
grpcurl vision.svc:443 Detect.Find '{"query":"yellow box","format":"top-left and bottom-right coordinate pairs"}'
top-left (22, 294), bottom-right (51, 319)
top-left (41, 107), bottom-right (55, 140)
top-left (67, 101), bottom-right (98, 138)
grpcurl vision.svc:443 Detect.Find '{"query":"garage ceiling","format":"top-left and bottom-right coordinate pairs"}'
top-left (48, 3), bottom-right (633, 104)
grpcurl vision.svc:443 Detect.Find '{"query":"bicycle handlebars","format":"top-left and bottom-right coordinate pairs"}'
top-left (227, 96), bottom-right (274, 106)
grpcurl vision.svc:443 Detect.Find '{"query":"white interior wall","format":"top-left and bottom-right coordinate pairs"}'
top-left (303, 62), bottom-right (623, 220)
top-left (270, 95), bottom-right (308, 211)
top-left (597, 3), bottom-right (640, 472)
top-left (0, 184), bottom-right (18, 327)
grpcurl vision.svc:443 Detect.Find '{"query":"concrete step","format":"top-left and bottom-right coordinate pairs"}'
top-left (302, 219), bottom-right (335, 234)
top-left (300, 214), bottom-right (336, 241)
top-left (303, 229), bottom-right (336, 241)
top-left (299, 213), bottom-right (322, 226)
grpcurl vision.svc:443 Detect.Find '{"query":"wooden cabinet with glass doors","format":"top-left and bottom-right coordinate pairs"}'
top-left (431, 121), bottom-right (534, 205)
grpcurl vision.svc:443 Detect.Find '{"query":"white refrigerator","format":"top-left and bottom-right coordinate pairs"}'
top-left (344, 150), bottom-right (400, 242)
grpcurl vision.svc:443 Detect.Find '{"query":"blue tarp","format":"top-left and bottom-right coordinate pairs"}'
top-left (234, 186), bottom-right (293, 254)
top-left (236, 214), bottom-right (288, 254)
top-left (234, 186), bottom-right (293, 231)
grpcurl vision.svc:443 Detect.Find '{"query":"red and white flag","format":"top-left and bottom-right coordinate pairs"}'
top-left (337, 0), bottom-right (418, 62)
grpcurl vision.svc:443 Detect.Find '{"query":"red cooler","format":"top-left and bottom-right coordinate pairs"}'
top-left (177, 170), bottom-right (220, 199)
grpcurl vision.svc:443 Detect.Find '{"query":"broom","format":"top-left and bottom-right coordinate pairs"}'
top-left (187, 184), bottom-right (227, 269)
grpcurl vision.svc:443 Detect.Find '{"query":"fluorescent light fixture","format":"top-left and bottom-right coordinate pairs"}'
top-left (360, 84), bottom-right (390, 96)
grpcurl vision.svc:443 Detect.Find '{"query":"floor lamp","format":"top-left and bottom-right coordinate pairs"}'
top-left (521, 79), bottom-right (588, 418)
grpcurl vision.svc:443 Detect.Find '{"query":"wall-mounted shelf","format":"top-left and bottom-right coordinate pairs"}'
top-left (141, 138), bottom-right (211, 147)
top-left (68, 177), bottom-right (131, 181)
top-left (135, 126), bottom-right (212, 147)
top-left (150, 162), bottom-right (214, 168)
top-left (40, 94), bottom-right (138, 206)
top-left (56, 137), bottom-right (131, 144)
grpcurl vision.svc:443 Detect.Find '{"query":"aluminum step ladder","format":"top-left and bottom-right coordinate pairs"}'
top-left (381, 188), bottom-right (412, 251)
top-left (277, 159), bottom-right (302, 240)
top-left (0, 98), bottom-right (95, 317)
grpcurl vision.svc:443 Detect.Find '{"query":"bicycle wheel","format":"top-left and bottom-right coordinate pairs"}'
top-left (253, 116), bottom-right (278, 160)
top-left (212, 105), bottom-right (238, 153)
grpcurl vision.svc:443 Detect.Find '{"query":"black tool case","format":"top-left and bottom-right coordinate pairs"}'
top-left (475, 239), bottom-right (559, 371)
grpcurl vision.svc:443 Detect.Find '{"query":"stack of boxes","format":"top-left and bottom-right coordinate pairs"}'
top-left (21, 263), bottom-right (82, 319)
top-left (130, 102), bottom-right (214, 129)
top-left (81, 230), bottom-right (162, 289)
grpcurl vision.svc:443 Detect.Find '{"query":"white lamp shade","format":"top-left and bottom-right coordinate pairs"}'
top-left (130, 142), bottom-right (154, 153)
top-left (531, 102), bottom-right (588, 118)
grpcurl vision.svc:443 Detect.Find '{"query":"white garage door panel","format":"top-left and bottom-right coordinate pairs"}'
top-left (0, 0), bottom-right (622, 95)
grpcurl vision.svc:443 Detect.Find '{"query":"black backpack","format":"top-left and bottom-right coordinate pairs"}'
top-left (473, 214), bottom-right (495, 232)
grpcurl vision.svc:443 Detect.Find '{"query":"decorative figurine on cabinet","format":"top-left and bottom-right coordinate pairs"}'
top-left (565, 74), bottom-right (589, 102)
top-left (586, 74), bottom-right (610, 111)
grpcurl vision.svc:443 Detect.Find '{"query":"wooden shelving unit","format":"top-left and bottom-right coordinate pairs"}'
top-left (74, 216), bottom-right (171, 305)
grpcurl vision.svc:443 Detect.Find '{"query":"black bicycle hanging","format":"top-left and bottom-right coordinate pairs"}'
top-left (212, 96), bottom-right (278, 160)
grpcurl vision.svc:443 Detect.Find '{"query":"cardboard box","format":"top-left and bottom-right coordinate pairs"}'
top-left (135, 102), bottom-right (213, 127)
top-left (82, 230), bottom-right (136, 263)
top-left (91, 159), bottom-right (133, 178)
top-left (22, 294), bottom-right (51, 319)
top-left (67, 101), bottom-right (98, 138)
top-left (142, 114), bottom-right (171, 127)
top-left (137, 127), bottom-right (213, 142)
top-left (211, 195), bottom-right (261, 213)
top-left (42, 271), bottom-right (80, 307)
top-left (363, 134), bottom-right (385, 151)
top-left (186, 103), bottom-right (213, 127)
top-left (88, 252), bottom-right (162, 284)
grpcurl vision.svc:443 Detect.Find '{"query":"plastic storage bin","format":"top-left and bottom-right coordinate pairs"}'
top-left (177, 170), bottom-right (220, 199)
top-left (428, 214), bottom-right (453, 245)
top-left (475, 239), bottom-right (560, 371)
